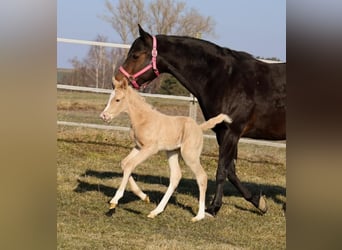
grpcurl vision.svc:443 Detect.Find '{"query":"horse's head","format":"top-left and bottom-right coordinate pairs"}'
top-left (100, 77), bottom-right (129, 122)
top-left (114, 25), bottom-right (160, 89)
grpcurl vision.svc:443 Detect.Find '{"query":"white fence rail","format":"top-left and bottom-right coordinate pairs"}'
top-left (57, 120), bottom-right (285, 148)
top-left (57, 84), bottom-right (286, 148)
top-left (57, 84), bottom-right (196, 101)
top-left (57, 37), bottom-right (131, 49)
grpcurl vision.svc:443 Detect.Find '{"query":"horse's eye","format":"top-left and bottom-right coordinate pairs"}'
top-left (132, 54), bottom-right (139, 59)
top-left (116, 99), bottom-right (120, 102)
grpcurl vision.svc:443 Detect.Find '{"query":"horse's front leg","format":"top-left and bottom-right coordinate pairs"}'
top-left (109, 146), bottom-right (158, 210)
top-left (205, 155), bottom-right (230, 216)
top-left (205, 131), bottom-right (238, 217)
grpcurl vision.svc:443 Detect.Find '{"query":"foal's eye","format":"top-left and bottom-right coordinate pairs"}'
top-left (115, 99), bottom-right (120, 102)
top-left (132, 54), bottom-right (139, 59)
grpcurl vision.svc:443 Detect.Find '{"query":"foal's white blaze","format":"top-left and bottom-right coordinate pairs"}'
top-left (100, 90), bottom-right (116, 121)
top-left (103, 90), bottom-right (116, 113)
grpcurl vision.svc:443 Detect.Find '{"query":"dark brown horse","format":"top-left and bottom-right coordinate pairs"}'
top-left (114, 25), bottom-right (286, 217)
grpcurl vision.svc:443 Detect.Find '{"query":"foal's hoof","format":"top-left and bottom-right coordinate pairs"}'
top-left (109, 203), bottom-right (117, 210)
top-left (147, 213), bottom-right (156, 219)
top-left (191, 215), bottom-right (205, 222)
top-left (204, 212), bottom-right (214, 218)
top-left (144, 195), bottom-right (150, 203)
top-left (258, 196), bottom-right (268, 214)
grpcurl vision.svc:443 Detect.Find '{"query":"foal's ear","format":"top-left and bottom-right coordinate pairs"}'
top-left (138, 24), bottom-right (152, 43)
top-left (112, 77), bottom-right (128, 90)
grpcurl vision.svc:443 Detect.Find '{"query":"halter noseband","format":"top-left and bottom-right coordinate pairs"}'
top-left (119, 36), bottom-right (160, 89)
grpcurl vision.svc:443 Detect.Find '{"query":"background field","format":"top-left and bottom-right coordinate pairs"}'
top-left (57, 90), bottom-right (286, 249)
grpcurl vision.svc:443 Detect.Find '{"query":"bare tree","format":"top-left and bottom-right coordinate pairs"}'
top-left (66, 35), bottom-right (126, 89)
top-left (176, 8), bottom-right (214, 37)
top-left (148, 0), bottom-right (186, 34)
top-left (102, 0), bottom-right (147, 43)
top-left (83, 35), bottom-right (109, 88)
top-left (102, 0), bottom-right (215, 43)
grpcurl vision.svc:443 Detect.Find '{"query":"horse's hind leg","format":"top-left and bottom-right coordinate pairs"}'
top-left (206, 131), bottom-right (267, 216)
top-left (226, 155), bottom-right (267, 213)
top-left (148, 150), bottom-right (181, 218)
top-left (223, 134), bottom-right (267, 213)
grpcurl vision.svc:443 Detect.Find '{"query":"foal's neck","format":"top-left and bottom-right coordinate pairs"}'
top-left (125, 87), bottom-right (155, 127)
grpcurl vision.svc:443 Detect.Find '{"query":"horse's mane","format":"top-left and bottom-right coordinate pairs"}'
top-left (161, 35), bottom-right (255, 61)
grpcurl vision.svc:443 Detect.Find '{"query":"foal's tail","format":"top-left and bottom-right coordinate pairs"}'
top-left (200, 114), bottom-right (232, 131)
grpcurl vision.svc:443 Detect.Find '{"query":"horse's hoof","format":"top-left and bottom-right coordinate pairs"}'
top-left (144, 195), bottom-right (150, 203)
top-left (105, 208), bottom-right (115, 217)
top-left (205, 205), bottom-right (221, 217)
top-left (258, 196), bottom-right (268, 214)
top-left (109, 203), bottom-right (117, 210)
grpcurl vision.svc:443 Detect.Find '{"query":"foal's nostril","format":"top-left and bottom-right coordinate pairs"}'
top-left (100, 112), bottom-right (106, 120)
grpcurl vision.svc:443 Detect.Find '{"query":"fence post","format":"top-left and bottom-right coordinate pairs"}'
top-left (189, 93), bottom-right (197, 121)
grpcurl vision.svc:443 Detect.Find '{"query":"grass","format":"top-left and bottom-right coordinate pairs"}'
top-left (57, 127), bottom-right (286, 249)
top-left (57, 89), bottom-right (286, 249)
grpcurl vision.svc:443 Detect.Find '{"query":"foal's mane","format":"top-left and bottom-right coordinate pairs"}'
top-left (126, 86), bottom-right (154, 111)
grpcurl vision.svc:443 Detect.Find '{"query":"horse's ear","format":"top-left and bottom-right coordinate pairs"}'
top-left (138, 24), bottom-right (152, 43)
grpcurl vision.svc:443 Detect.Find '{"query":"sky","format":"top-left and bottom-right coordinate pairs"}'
top-left (57, 0), bottom-right (286, 68)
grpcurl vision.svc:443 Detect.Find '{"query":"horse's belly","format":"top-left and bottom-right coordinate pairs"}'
top-left (242, 108), bottom-right (286, 140)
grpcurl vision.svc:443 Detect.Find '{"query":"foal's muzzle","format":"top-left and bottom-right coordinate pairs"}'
top-left (100, 112), bottom-right (112, 123)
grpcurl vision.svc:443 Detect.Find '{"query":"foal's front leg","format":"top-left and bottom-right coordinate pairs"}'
top-left (122, 147), bottom-right (150, 202)
top-left (109, 146), bottom-right (157, 209)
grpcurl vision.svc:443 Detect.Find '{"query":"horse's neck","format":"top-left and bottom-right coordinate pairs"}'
top-left (158, 36), bottom-right (221, 117)
top-left (157, 36), bottom-right (212, 97)
top-left (125, 87), bottom-right (155, 128)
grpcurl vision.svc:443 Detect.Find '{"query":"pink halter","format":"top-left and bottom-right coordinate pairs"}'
top-left (119, 36), bottom-right (160, 89)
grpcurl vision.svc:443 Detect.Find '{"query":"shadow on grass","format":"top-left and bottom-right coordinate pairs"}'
top-left (58, 138), bottom-right (132, 150)
top-left (74, 169), bottom-right (286, 214)
top-left (74, 178), bottom-right (196, 217)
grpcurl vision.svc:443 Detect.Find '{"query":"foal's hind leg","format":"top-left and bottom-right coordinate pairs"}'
top-left (148, 150), bottom-right (181, 218)
top-left (181, 143), bottom-right (207, 222)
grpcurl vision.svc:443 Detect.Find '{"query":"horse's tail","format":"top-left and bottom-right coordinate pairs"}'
top-left (199, 114), bottom-right (232, 131)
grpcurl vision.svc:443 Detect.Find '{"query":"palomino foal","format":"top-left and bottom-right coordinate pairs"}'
top-left (100, 78), bottom-right (232, 221)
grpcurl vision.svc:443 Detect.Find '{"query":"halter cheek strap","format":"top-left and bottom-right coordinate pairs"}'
top-left (119, 36), bottom-right (160, 89)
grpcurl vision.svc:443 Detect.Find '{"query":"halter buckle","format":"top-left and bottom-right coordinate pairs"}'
top-left (152, 48), bottom-right (157, 57)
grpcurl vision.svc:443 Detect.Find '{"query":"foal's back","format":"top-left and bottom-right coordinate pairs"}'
top-left (144, 111), bottom-right (203, 152)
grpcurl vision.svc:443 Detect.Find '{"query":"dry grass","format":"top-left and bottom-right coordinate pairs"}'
top-left (57, 89), bottom-right (286, 249)
top-left (57, 89), bottom-right (207, 129)
top-left (57, 126), bottom-right (286, 249)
